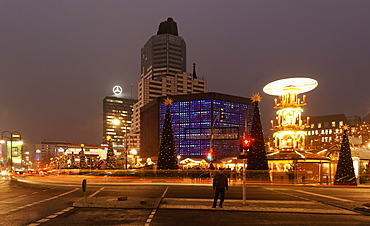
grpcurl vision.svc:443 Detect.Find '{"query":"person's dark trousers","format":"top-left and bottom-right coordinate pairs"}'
top-left (213, 188), bottom-right (225, 206)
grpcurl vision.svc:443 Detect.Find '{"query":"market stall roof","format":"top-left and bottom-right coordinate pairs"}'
top-left (267, 150), bottom-right (330, 161)
top-left (351, 149), bottom-right (370, 160)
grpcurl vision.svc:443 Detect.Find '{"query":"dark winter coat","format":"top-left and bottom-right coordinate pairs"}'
top-left (213, 172), bottom-right (228, 189)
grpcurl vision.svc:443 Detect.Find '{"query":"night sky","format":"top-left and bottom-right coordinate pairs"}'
top-left (1, 1), bottom-right (370, 149)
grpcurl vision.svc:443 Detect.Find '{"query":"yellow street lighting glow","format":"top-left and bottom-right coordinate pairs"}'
top-left (112, 118), bottom-right (120, 125)
top-left (129, 149), bottom-right (137, 155)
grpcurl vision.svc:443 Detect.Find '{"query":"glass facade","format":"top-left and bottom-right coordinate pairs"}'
top-left (159, 99), bottom-right (253, 157)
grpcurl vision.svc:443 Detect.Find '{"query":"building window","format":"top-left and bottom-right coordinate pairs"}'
top-left (311, 124), bottom-right (314, 128)
top-left (332, 121), bottom-right (336, 127)
top-left (318, 123), bottom-right (322, 128)
top-left (339, 121), bottom-right (344, 127)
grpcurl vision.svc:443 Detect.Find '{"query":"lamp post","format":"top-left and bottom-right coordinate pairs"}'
top-left (0, 131), bottom-right (23, 171)
top-left (129, 148), bottom-right (137, 168)
top-left (177, 155), bottom-right (181, 167)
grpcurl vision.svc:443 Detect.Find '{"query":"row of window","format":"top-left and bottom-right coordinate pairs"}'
top-left (310, 121), bottom-right (344, 129)
top-left (307, 128), bottom-right (344, 135)
top-left (158, 100), bottom-right (250, 155)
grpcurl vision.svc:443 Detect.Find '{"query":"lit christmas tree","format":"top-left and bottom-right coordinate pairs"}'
top-left (157, 97), bottom-right (178, 169)
top-left (334, 125), bottom-right (357, 185)
top-left (106, 136), bottom-right (116, 169)
top-left (247, 93), bottom-right (270, 181)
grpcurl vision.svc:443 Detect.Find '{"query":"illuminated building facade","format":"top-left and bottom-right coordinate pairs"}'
top-left (307, 114), bottom-right (369, 149)
top-left (140, 92), bottom-right (253, 159)
top-left (35, 140), bottom-right (72, 168)
top-left (130, 18), bottom-right (207, 152)
top-left (103, 96), bottom-right (137, 148)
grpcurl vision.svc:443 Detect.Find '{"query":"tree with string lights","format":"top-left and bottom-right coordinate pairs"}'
top-left (334, 125), bottom-right (357, 185)
top-left (247, 93), bottom-right (270, 181)
top-left (157, 97), bottom-right (178, 169)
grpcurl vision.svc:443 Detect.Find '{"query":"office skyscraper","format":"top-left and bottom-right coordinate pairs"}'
top-left (103, 96), bottom-right (136, 148)
top-left (130, 18), bottom-right (208, 152)
top-left (141, 17), bottom-right (186, 80)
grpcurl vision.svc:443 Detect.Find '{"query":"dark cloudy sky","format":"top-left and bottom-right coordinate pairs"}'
top-left (1, 1), bottom-right (370, 148)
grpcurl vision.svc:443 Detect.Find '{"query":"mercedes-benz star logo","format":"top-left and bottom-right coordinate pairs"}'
top-left (112, 85), bottom-right (123, 95)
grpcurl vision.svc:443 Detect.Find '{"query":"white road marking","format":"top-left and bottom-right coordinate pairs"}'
top-left (27, 206), bottom-right (76, 226)
top-left (89, 187), bottom-right (105, 197)
top-left (144, 186), bottom-right (168, 226)
top-left (295, 190), bottom-right (354, 202)
top-left (2, 188), bottom-right (79, 215)
top-left (26, 187), bottom-right (103, 226)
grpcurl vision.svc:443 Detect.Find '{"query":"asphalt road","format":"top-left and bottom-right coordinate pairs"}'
top-left (1, 176), bottom-right (370, 225)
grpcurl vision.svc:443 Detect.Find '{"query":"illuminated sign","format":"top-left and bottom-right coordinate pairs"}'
top-left (113, 85), bottom-right (123, 95)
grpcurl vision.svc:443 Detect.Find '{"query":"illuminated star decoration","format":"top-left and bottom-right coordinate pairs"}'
top-left (251, 93), bottom-right (262, 103)
top-left (342, 125), bottom-right (349, 131)
top-left (164, 97), bottom-right (173, 105)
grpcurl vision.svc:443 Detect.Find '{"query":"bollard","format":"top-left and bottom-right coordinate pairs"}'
top-left (82, 179), bottom-right (87, 203)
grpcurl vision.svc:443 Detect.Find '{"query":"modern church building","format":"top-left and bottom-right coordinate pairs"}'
top-left (140, 92), bottom-right (254, 159)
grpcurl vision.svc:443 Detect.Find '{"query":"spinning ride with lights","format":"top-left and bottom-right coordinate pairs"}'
top-left (263, 77), bottom-right (318, 151)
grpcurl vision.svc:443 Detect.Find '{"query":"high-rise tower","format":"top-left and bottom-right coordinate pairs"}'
top-left (141, 17), bottom-right (186, 81)
top-left (130, 18), bottom-right (207, 152)
top-left (103, 96), bottom-right (136, 148)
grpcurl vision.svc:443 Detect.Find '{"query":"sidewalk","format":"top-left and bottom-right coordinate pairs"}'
top-left (73, 196), bottom-right (362, 215)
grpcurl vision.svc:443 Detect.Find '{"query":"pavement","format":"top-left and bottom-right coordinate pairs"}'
top-left (14, 175), bottom-right (370, 215)
top-left (73, 196), bottom-right (370, 215)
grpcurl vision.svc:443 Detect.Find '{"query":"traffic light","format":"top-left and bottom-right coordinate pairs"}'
top-left (239, 138), bottom-right (252, 159)
top-left (219, 108), bottom-right (226, 122)
top-left (207, 152), bottom-right (213, 160)
top-left (242, 138), bottom-right (252, 150)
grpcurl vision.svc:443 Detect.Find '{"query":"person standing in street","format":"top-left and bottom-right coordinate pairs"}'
top-left (212, 168), bottom-right (228, 208)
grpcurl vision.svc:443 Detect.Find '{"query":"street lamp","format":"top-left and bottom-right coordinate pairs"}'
top-left (0, 131), bottom-right (23, 171)
top-left (129, 148), bottom-right (137, 168)
top-left (177, 155), bottom-right (181, 168)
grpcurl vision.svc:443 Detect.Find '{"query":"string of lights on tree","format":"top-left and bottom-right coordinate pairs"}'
top-left (334, 125), bottom-right (357, 185)
top-left (246, 93), bottom-right (270, 180)
top-left (157, 97), bottom-right (178, 170)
